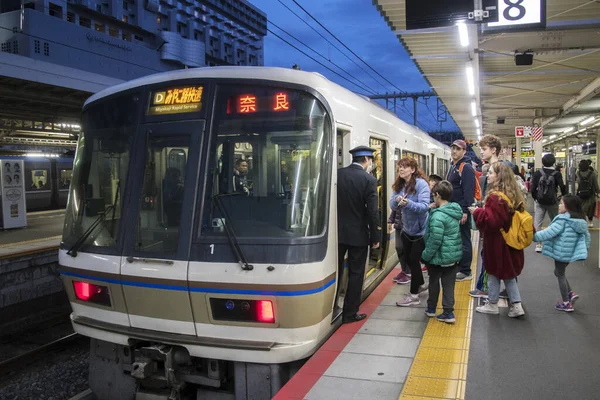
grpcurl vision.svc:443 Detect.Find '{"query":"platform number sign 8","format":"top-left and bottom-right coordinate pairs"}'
top-left (488, 0), bottom-right (544, 28)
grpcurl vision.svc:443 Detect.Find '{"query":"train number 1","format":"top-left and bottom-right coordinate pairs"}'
top-left (209, 244), bottom-right (215, 255)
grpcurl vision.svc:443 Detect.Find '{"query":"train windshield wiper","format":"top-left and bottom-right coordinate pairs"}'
top-left (212, 194), bottom-right (253, 271)
top-left (67, 181), bottom-right (120, 257)
top-left (66, 205), bottom-right (114, 257)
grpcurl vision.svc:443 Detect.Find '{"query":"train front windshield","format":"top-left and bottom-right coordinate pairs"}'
top-left (62, 82), bottom-right (332, 256)
top-left (204, 85), bottom-right (331, 239)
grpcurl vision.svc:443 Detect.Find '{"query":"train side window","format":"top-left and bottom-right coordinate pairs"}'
top-left (27, 169), bottom-right (49, 190)
top-left (60, 169), bottom-right (72, 189)
top-left (135, 135), bottom-right (190, 254)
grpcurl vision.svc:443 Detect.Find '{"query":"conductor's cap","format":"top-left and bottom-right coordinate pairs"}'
top-left (349, 145), bottom-right (376, 158)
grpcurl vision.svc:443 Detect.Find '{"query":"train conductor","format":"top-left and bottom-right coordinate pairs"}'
top-left (337, 145), bottom-right (381, 323)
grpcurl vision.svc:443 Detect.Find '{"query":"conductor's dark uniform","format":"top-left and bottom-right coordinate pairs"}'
top-left (337, 146), bottom-right (381, 323)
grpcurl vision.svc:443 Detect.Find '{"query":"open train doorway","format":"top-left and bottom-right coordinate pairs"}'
top-left (364, 137), bottom-right (388, 287)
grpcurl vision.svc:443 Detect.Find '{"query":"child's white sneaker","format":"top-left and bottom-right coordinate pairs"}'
top-left (476, 301), bottom-right (499, 315)
top-left (508, 302), bottom-right (525, 318)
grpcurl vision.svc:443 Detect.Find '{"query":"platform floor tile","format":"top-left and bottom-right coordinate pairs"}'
top-left (402, 376), bottom-right (460, 399)
top-left (342, 333), bottom-right (420, 358)
top-left (305, 376), bottom-right (402, 400)
top-left (371, 305), bottom-right (429, 321)
top-left (408, 360), bottom-right (464, 380)
top-left (359, 318), bottom-right (427, 337)
top-left (324, 352), bottom-right (412, 384)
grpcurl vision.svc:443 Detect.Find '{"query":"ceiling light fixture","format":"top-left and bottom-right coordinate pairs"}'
top-left (563, 127), bottom-right (574, 133)
top-left (457, 22), bottom-right (469, 47)
top-left (466, 65), bottom-right (475, 96)
top-left (581, 116), bottom-right (596, 126)
top-left (471, 100), bottom-right (477, 117)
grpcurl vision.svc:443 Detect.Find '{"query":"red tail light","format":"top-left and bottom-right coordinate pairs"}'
top-left (256, 300), bottom-right (274, 323)
top-left (73, 281), bottom-right (111, 306)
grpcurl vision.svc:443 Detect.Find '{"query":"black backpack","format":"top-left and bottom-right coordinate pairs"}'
top-left (577, 172), bottom-right (593, 200)
top-left (536, 170), bottom-right (558, 204)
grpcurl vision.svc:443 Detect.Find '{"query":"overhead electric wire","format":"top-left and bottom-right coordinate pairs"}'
top-left (290, 0), bottom-right (407, 95)
top-left (266, 28), bottom-right (374, 95)
top-left (267, 19), bottom-right (378, 95)
top-left (276, 0), bottom-right (388, 92)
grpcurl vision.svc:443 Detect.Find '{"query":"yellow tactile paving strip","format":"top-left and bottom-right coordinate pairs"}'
top-left (399, 232), bottom-right (479, 400)
top-left (0, 235), bottom-right (62, 249)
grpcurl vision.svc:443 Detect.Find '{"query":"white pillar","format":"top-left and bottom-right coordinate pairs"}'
top-left (515, 137), bottom-right (522, 169)
top-left (533, 140), bottom-right (543, 170)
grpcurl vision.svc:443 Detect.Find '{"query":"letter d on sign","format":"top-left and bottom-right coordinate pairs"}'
top-left (154, 92), bottom-right (165, 104)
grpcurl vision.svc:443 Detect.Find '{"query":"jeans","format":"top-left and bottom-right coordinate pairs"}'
top-left (458, 217), bottom-right (473, 275)
top-left (487, 274), bottom-right (521, 304)
top-left (476, 246), bottom-right (486, 292)
top-left (427, 264), bottom-right (458, 313)
top-left (554, 261), bottom-right (572, 302)
top-left (534, 202), bottom-right (559, 234)
top-left (400, 232), bottom-right (425, 294)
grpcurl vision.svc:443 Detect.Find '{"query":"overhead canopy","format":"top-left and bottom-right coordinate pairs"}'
top-left (374, 0), bottom-right (600, 149)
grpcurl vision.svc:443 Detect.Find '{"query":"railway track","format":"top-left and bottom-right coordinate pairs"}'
top-left (0, 333), bottom-right (88, 378)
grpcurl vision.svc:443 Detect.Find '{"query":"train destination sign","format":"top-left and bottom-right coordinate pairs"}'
top-left (148, 86), bottom-right (204, 115)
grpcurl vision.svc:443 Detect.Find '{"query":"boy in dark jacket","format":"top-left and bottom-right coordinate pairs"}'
top-left (422, 181), bottom-right (463, 324)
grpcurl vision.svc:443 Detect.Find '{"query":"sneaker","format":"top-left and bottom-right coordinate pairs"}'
top-left (555, 302), bottom-right (574, 312)
top-left (417, 284), bottom-right (428, 294)
top-left (569, 291), bottom-right (579, 305)
top-left (397, 294), bottom-right (421, 307)
top-left (469, 289), bottom-right (488, 298)
top-left (436, 311), bottom-right (456, 324)
top-left (508, 302), bottom-right (525, 318)
top-left (421, 265), bottom-right (428, 272)
top-left (456, 272), bottom-right (472, 281)
top-left (395, 272), bottom-right (411, 285)
top-left (588, 222), bottom-right (594, 228)
top-left (499, 289), bottom-right (509, 299)
top-left (425, 308), bottom-right (436, 317)
top-left (392, 271), bottom-right (405, 283)
top-left (535, 243), bottom-right (543, 253)
top-left (476, 301), bottom-right (499, 315)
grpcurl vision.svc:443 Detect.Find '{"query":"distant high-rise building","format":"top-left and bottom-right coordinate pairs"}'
top-left (0, 0), bottom-right (266, 81)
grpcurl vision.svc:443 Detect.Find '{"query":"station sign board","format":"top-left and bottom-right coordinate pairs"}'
top-left (405, 0), bottom-right (499, 30)
top-left (0, 159), bottom-right (27, 229)
top-left (486, 0), bottom-right (546, 30)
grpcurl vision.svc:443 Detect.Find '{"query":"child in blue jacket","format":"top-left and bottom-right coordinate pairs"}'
top-left (534, 195), bottom-right (591, 312)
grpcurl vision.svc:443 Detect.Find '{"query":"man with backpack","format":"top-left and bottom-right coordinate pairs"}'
top-left (577, 159), bottom-right (599, 227)
top-left (446, 140), bottom-right (477, 281)
top-left (531, 153), bottom-right (567, 253)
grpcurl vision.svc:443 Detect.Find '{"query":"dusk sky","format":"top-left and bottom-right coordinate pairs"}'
top-left (248, 0), bottom-right (458, 132)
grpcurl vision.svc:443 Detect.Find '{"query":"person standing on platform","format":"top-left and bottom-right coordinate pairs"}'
top-left (576, 160), bottom-right (599, 227)
top-left (534, 195), bottom-right (590, 312)
top-left (470, 162), bottom-right (525, 318)
top-left (446, 140), bottom-right (475, 281)
top-left (469, 134), bottom-right (502, 299)
top-left (532, 154), bottom-right (567, 252)
top-left (421, 181), bottom-right (463, 324)
top-left (389, 196), bottom-right (410, 284)
top-left (337, 146), bottom-right (381, 323)
top-left (393, 157), bottom-right (431, 307)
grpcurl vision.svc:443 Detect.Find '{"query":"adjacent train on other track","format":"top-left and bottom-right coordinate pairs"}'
top-left (58, 67), bottom-right (450, 400)
top-left (1, 156), bottom-right (73, 211)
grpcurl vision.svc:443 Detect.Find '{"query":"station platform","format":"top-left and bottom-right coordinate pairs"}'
top-left (0, 210), bottom-right (64, 258)
top-left (275, 228), bottom-right (600, 400)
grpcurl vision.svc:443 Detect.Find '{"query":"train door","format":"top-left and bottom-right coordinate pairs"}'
top-left (366, 137), bottom-right (388, 282)
top-left (334, 128), bottom-right (349, 312)
top-left (120, 121), bottom-right (202, 336)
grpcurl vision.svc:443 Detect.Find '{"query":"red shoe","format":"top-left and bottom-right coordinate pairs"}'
top-left (421, 265), bottom-right (428, 272)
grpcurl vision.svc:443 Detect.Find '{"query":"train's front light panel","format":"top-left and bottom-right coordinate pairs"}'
top-left (210, 298), bottom-right (275, 324)
top-left (72, 281), bottom-right (112, 307)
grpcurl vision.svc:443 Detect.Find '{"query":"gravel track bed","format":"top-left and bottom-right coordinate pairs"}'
top-left (0, 340), bottom-right (89, 400)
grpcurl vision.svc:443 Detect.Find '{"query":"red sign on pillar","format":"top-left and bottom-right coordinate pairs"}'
top-left (515, 126), bottom-right (525, 138)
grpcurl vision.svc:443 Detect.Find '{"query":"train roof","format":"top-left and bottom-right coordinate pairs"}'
top-left (85, 67), bottom-right (449, 150)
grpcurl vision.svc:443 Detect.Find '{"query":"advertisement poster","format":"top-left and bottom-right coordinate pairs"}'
top-left (0, 159), bottom-right (27, 229)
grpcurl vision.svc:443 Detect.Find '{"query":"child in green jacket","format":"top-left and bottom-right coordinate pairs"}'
top-left (421, 181), bottom-right (464, 324)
